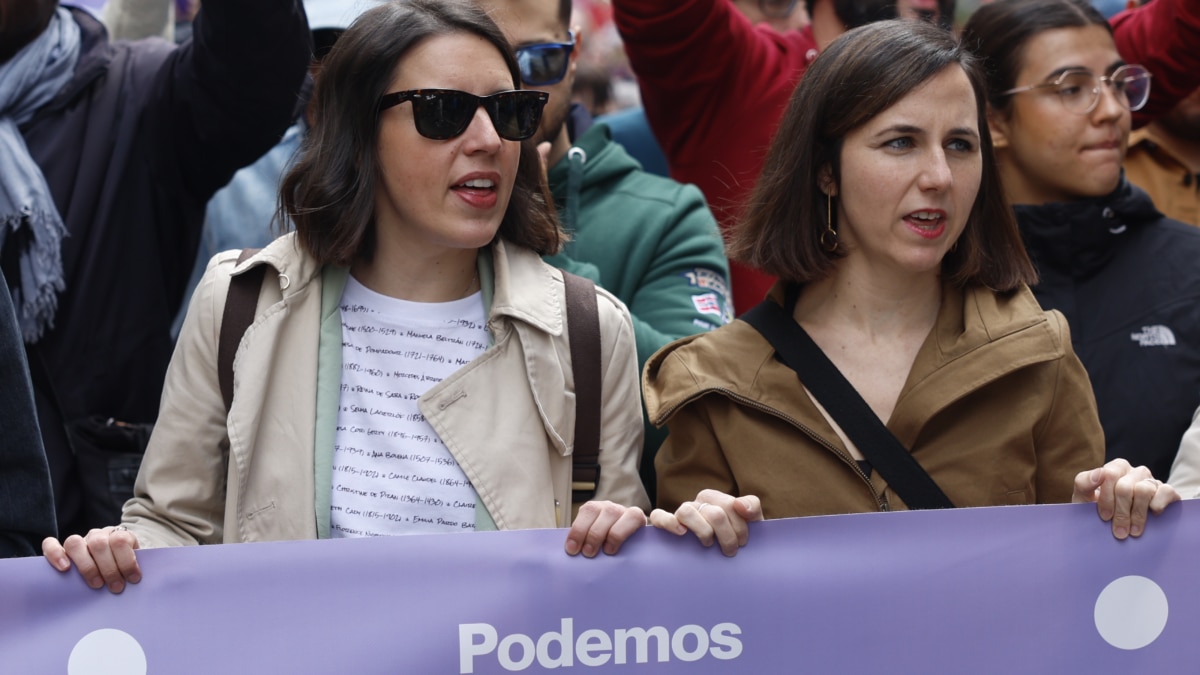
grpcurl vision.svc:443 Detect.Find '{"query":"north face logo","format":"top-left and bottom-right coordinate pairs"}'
top-left (1131, 325), bottom-right (1176, 347)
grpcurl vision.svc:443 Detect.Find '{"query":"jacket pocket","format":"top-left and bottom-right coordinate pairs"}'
top-left (1005, 489), bottom-right (1029, 506)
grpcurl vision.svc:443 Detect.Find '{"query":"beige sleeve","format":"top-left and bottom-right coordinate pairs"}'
top-left (1168, 407), bottom-right (1200, 499)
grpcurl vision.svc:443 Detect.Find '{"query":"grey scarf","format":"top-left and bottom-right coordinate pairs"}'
top-left (0, 8), bottom-right (80, 342)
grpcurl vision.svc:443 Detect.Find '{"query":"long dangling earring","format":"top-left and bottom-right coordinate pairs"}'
top-left (820, 191), bottom-right (838, 252)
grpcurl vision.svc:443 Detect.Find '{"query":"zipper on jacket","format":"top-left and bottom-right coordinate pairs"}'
top-left (657, 389), bottom-right (887, 512)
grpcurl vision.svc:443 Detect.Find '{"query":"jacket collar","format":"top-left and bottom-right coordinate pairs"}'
top-left (646, 280), bottom-right (1063, 446)
top-left (1014, 177), bottom-right (1163, 280)
top-left (238, 234), bottom-right (567, 335)
top-left (488, 238), bottom-right (565, 335)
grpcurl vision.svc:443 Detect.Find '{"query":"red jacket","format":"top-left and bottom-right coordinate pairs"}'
top-left (613, 0), bottom-right (817, 313)
top-left (1111, 0), bottom-right (1200, 128)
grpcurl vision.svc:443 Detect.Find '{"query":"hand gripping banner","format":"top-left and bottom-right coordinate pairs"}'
top-left (1, 501), bottom-right (1195, 674)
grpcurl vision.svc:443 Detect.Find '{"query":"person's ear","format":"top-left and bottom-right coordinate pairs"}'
top-left (818, 165), bottom-right (838, 197)
top-left (564, 24), bottom-right (582, 84)
top-left (571, 24), bottom-right (584, 54)
top-left (570, 25), bottom-right (583, 64)
top-left (987, 107), bottom-right (1010, 150)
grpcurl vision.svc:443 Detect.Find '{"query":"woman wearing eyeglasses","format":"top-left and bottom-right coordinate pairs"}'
top-left (962, 0), bottom-right (1200, 481)
top-left (42, 0), bottom-right (649, 593)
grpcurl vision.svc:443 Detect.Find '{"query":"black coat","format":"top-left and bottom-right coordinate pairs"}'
top-left (1016, 178), bottom-right (1200, 480)
top-left (10, 3), bottom-right (310, 535)
top-left (0, 272), bottom-right (56, 557)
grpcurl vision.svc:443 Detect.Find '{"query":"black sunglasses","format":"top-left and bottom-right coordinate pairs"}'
top-left (515, 31), bottom-right (576, 86)
top-left (377, 89), bottom-right (549, 141)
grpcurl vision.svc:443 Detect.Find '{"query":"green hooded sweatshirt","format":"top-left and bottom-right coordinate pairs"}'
top-left (545, 120), bottom-right (731, 502)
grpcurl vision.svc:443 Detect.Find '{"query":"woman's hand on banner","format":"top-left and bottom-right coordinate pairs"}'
top-left (42, 525), bottom-right (141, 594)
top-left (649, 489), bottom-right (763, 557)
top-left (565, 501), bottom-right (648, 557)
top-left (1072, 458), bottom-right (1180, 539)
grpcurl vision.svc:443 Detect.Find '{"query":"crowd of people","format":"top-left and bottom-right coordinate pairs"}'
top-left (0, 0), bottom-right (1197, 595)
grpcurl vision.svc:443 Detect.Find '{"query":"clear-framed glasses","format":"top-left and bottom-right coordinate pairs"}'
top-left (758, 0), bottom-right (799, 18)
top-left (1000, 64), bottom-right (1152, 115)
top-left (515, 31), bottom-right (576, 86)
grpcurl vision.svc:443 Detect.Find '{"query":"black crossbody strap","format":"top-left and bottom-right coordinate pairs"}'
top-left (562, 271), bottom-right (601, 503)
top-left (740, 296), bottom-right (954, 510)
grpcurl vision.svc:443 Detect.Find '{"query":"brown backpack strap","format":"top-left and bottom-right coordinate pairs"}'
top-left (562, 271), bottom-right (602, 503)
top-left (218, 248), bottom-right (266, 412)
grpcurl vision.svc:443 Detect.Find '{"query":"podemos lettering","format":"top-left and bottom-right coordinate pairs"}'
top-left (459, 618), bottom-right (743, 672)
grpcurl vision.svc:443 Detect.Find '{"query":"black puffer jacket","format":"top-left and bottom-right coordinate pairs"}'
top-left (1016, 178), bottom-right (1200, 479)
top-left (10, 3), bottom-right (310, 535)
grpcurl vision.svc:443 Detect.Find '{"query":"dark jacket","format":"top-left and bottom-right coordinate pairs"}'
top-left (1016, 178), bottom-right (1200, 479)
top-left (10, 3), bottom-right (310, 535)
top-left (0, 274), bottom-right (56, 557)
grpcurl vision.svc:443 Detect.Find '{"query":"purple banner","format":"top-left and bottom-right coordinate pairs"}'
top-left (1, 501), bottom-right (1195, 673)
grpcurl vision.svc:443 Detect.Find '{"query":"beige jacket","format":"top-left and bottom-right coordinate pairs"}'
top-left (644, 282), bottom-right (1104, 515)
top-left (125, 235), bottom-right (648, 547)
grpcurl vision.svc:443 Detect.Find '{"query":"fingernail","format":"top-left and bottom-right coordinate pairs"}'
top-left (582, 544), bottom-right (596, 558)
top-left (564, 539), bottom-right (580, 556)
top-left (1114, 525), bottom-right (1128, 539)
top-left (108, 581), bottom-right (123, 594)
top-left (1130, 525), bottom-right (1142, 537)
top-left (55, 556), bottom-right (69, 570)
top-left (1091, 468), bottom-right (1104, 483)
top-left (88, 577), bottom-right (103, 589)
top-left (128, 573), bottom-right (141, 584)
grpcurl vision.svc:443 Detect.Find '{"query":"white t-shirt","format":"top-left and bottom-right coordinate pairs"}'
top-left (330, 276), bottom-right (488, 538)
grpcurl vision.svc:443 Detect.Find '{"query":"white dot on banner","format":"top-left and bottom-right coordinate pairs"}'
top-left (68, 629), bottom-right (147, 675)
top-left (1093, 575), bottom-right (1169, 650)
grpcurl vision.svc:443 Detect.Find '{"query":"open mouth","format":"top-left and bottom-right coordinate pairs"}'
top-left (456, 178), bottom-right (496, 190)
top-left (905, 210), bottom-right (946, 239)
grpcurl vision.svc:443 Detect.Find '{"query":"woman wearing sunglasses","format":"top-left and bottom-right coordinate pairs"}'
top-left (962, 0), bottom-right (1200, 482)
top-left (43, 0), bottom-right (649, 593)
top-left (642, 19), bottom-right (1178, 557)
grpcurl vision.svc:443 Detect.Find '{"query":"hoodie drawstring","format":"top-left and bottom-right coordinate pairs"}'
top-left (564, 146), bottom-right (587, 233)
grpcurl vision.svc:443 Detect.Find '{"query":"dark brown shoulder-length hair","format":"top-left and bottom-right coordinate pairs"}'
top-left (280, 0), bottom-right (563, 267)
top-left (730, 19), bottom-right (1036, 291)
top-left (961, 0), bottom-right (1111, 115)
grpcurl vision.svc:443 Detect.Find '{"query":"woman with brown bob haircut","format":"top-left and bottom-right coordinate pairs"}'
top-left (43, 0), bottom-right (650, 593)
top-left (643, 20), bottom-right (1177, 556)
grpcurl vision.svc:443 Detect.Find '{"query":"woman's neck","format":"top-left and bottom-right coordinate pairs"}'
top-left (351, 242), bottom-right (479, 303)
top-left (794, 261), bottom-right (942, 340)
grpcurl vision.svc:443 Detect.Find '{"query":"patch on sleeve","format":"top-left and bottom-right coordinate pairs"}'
top-left (682, 268), bottom-right (730, 296)
top-left (683, 268), bottom-right (733, 324)
top-left (692, 292), bottom-right (725, 317)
